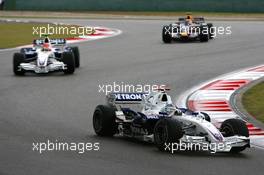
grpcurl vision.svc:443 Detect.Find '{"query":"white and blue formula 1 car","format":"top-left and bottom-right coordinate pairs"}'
top-left (13, 37), bottom-right (80, 75)
top-left (93, 90), bottom-right (250, 153)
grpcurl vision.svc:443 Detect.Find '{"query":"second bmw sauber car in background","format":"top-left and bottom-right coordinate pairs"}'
top-left (13, 36), bottom-right (80, 75)
top-left (162, 14), bottom-right (215, 43)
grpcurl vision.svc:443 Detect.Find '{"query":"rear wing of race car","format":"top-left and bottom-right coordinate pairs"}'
top-left (33, 38), bottom-right (67, 46)
top-left (106, 93), bottom-right (148, 105)
top-left (193, 17), bottom-right (205, 22)
top-left (178, 17), bottom-right (205, 23)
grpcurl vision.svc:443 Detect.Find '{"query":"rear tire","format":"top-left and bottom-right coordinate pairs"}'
top-left (162, 26), bottom-right (172, 43)
top-left (154, 118), bottom-right (183, 151)
top-left (20, 48), bottom-right (37, 61)
top-left (220, 119), bottom-right (249, 153)
top-left (20, 48), bottom-right (31, 54)
top-left (93, 105), bottom-right (117, 137)
top-left (62, 52), bottom-right (75, 74)
top-left (13, 53), bottom-right (25, 76)
top-left (70, 47), bottom-right (80, 68)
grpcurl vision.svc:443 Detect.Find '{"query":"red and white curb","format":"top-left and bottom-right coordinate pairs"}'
top-left (14, 26), bottom-right (121, 49)
top-left (176, 64), bottom-right (264, 149)
top-left (66, 26), bottom-right (122, 44)
top-left (0, 18), bottom-right (122, 51)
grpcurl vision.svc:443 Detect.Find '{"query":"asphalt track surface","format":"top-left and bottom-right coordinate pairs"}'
top-left (0, 19), bottom-right (264, 175)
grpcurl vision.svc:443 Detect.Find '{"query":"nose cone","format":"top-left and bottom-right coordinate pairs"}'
top-left (39, 59), bottom-right (45, 66)
top-left (37, 52), bottom-right (50, 67)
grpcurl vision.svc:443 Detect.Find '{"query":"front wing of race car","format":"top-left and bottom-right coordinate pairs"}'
top-left (169, 24), bottom-right (200, 40)
top-left (179, 135), bottom-right (250, 153)
top-left (175, 114), bottom-right (250, 153)
top-left (20, 61), bottom-right (66, 73)
top-left (171, 32), bottom-right (199, 40)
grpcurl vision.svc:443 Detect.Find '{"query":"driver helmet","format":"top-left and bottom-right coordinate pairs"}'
top-left (186, 14), bottom-right (193, 24)
top-left (42, 43), bottom-right (51, 51)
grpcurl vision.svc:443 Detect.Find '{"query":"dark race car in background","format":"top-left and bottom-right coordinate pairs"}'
top-left (162, 15), bottom-right (215, 43)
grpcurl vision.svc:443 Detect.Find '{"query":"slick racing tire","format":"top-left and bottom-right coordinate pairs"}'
top-left (93, 105), bottom-right (117, 137)
top-left (207, 23), bottom-right (215, 39)
top-left (70, 46), bottom-right (80, 68)
top-left (220, 119), bottom-right (249, 153)
top-left (154, 118), bottom-right (183, 151)
top-left (162, 26), bottom-right (172, 43)
top-left (199, 25), bottom-right (209, 42)
top-left (62, 52), bottom-right (75, 74)
top-left (13, 53), bottom-right (25, 76)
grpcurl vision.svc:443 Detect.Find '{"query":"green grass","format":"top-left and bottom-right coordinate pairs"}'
top-left (242, 82), bottom-right (264, 123)
top-left (0, 23), bottom-right (80, 49)
top-left (1, 11), bottom-right (264, 19)
top-left (85, 11), bottom-right (264, 17)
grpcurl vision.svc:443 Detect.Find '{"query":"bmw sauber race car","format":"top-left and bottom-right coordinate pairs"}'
top-left (13, 36), bottom-right (80, 75)
top-left (93, 90), bottom-right (250, 153)
top-left (162, 14), bottom-right (214, 43)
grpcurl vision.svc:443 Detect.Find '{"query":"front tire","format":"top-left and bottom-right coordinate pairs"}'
top-left (62, 52), bottom-right (75, 74)
top-left (93, 105), bottom-right (117, 137)
top-left (162, 26), bottom-right (172, 43)
top-left (70, 46), bottom-right (80, 68)
top-left (154, 118), bottom-right (183, 151)
top-left (220, 119), bottom-right (249, 153)
top-left (207, 23), bottom-right (215, 39)
top-left (199, 25), bottom-right (209, 42)
top-left (13, 53), bottom-right (25, 76)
